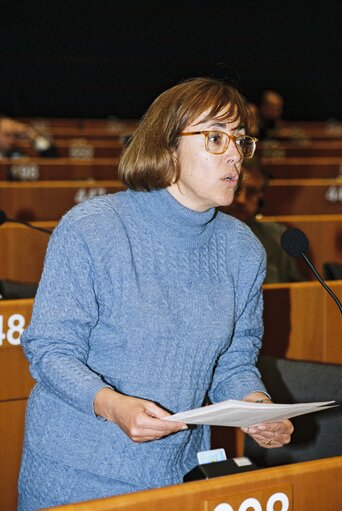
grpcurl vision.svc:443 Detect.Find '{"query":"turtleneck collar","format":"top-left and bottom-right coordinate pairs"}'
top-left (128, 188), bottom-right (217, 241)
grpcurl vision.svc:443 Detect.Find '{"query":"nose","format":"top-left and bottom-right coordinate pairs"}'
top-left (224, 137), bottom-right (243, 165)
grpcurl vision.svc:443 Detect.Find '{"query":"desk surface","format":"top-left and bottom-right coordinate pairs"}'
top-left (42, 456), bottom-right (342, 511)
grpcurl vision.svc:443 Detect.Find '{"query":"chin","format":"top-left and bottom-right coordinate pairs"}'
top-left (218, 195), bottom-right (235, 208)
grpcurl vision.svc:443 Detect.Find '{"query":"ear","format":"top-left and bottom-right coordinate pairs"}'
top-left (169, 146), bottom-right (181, 184)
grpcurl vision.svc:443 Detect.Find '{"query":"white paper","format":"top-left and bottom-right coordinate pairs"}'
top-left (162, 399), bottom-right (337, 428)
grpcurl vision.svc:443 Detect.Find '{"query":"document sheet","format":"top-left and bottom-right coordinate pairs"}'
top-left (163, 400), bottom-right (336, 427)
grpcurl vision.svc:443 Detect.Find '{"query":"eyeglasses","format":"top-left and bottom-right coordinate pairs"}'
top-left (179, 130), bottom-right (258, 158)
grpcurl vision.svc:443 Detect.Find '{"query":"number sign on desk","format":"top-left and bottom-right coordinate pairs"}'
top-left (0, 313), bottom-right (26, 345)
top-left (205, 485), bottom-right (292, 511)
top-left (0, 300), bottom-right (32, 348)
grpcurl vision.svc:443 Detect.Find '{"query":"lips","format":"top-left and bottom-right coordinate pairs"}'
top-left (222, 174), bottom-right (239, 184)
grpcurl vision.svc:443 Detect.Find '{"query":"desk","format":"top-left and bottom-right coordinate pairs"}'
top-left (271, 125), bottom-right (342, 141)
top-left (262, 157), bottom-right (342, 179)
top-left (0, 221), bottom-right (56, 282)
top-left (263, 178), bottom-right (342, 215)
top-left (262, 281), bottom-right (342, 363)
top-left (260, 140), bottom-right (342, 158)
top-left (43, 457), bottom-right (342, 511)
top-left (0, 180), bottom-right (125, 221)
top-left (0, 300), bottom-right (34, 511)
top-left (0, 158), bottom-right (120, 180)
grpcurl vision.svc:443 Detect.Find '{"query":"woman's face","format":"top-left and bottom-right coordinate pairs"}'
top-left (167, 109), bottom-right (245, 212)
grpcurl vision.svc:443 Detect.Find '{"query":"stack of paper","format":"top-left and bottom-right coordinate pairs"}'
top-left (163, 400), bottom-right (336, 427)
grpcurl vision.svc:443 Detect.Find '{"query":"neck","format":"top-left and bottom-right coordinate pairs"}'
top-left (167, 183), bottom-right (211, 212)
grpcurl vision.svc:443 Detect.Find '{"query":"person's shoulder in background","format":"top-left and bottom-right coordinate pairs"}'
top-left (248, 220), bottom-right (305, 283)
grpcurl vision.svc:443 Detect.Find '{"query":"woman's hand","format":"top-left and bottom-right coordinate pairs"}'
top-left (94, 387), bottom-right (187, 443)
top-left (241, 419), bottom-right (294, 448)
top-left (242, 391), bottom-right (294, 448)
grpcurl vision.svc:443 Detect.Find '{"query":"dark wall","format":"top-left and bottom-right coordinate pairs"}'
top-left (1, 0), bottom-right (341, 120)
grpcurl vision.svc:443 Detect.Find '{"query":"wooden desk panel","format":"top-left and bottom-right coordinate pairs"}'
top-left (260, 141), bottom-right (342, 159)
top-left (43, 457), bottom-right (342, 511)
top-left (0, 300), bottom-right (34, 511)
top-left (0, 158), bottom-right (120, 180)
top-left (0, 299), bottom-right (34, 400)
top-left (272, 125), bottom-right (342, 140)
top-left (262, 157), bottom-right (342, 179)
top-left (14, 140), bottom-right (124, 159)
top-left (35, 128), bottom-right (133, 140)
top-left (19, 118), bottom-right (138, 139)
top-left (0, 222), bottom-right (55, 282)
top-left (0, 399), bottom-right (27, 511)
top-left (263, 178), bottom-right (342, 215)
top-left (262, 281), bottom-right (342, 363)
top-left (0, 180), bottom-right (125, 221)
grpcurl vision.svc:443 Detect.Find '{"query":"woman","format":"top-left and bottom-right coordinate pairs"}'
top-left (18, 77), bottom-right (293, 510)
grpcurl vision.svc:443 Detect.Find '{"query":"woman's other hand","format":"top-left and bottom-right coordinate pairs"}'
top-left (94, 387), bottom-right (187, 442)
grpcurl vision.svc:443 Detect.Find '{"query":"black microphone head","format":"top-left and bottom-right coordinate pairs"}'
top-left (281, 227), bottom-right (309, 257)
top-left (0, 210), bottom-right (7, 226)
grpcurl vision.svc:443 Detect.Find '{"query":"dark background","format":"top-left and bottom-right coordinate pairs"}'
top-left (1, 0), bottom-right (341, 120)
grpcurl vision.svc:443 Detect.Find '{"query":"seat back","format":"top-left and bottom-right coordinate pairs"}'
top-left (244, 356), bottom-right (342, 466)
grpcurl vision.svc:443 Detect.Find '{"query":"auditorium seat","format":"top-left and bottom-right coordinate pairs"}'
top-left (324, 262), bottom-right (342, 280)
top-left (0, 280), bottom-right (37, 299)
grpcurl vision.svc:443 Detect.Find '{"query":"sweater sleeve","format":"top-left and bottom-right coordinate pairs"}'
top-left (21, 218), bottom-right (111, 418)
top-left (208, 236), bottom-right (269, 403)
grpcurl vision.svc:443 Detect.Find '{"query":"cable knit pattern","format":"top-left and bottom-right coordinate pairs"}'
top-left (18, 188), bottom-right (267, 511)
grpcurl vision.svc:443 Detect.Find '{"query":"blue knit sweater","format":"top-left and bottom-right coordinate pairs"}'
top-left (19, 188), bottom-right (267, 510)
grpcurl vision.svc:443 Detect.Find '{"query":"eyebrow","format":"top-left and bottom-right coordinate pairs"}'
top-left (205, 121), bottom-right (246, 132)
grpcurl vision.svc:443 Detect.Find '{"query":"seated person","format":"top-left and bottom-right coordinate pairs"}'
top-left (0, 116), bottom-right (58, 158)
top-left (257, 90), bottom-right (284, 140)
top-left (228, 159), bottom-right (304, 283)
top-left (247, 102), bottom-right (260, 137)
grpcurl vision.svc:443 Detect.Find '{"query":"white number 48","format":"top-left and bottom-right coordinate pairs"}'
top-left (0, 314), bottom-right (26, 345)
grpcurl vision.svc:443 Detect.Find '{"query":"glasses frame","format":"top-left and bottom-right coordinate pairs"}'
top-left (179, 130), bottom-right (258, 158)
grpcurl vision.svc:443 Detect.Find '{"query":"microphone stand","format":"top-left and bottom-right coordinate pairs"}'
top-left (301, 252), bottom-right (342, 314)
top-left (5, 218), bottom-right (52, 235)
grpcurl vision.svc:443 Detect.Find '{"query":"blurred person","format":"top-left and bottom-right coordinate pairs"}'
top-left (228, 158), bottom-right (304, 283)
top-left (18, 78), bottom-right (293, 511)
top-left (0, 116), bottom-right (58, 158)
top-left (247, 102), bottom-right (260, 137)
top-left (258, 90), bottom-right (284, 139)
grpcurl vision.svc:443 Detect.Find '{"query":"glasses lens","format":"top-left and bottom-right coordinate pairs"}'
top-left (236, 136), bottom-right (256, 158)
top-left (206, 131), bottom-right (228, 154)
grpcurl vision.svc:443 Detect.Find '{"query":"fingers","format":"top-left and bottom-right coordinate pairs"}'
top-left (241, 419), bottom-right (294, 449)
top-left (99, 391), bottom-right (188, 443)
top-left (124, 410), bottom-right (187, 443)
top-left (127, 410), bottom-right (187, 442)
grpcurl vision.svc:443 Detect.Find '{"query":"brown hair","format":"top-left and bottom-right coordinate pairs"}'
top-left (118, 77), bottom-right (251, 191)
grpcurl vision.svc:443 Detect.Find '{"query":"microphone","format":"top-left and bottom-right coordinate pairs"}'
top-left (0, 209), bottom-right (52, 235)
top-left (281, 228), bottom-right (342, 314)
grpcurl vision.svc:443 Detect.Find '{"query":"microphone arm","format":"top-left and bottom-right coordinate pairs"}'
top-left (5, 217), bottom-right (52, 235)
top-left (301, 252), bottom-right (342, 314)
